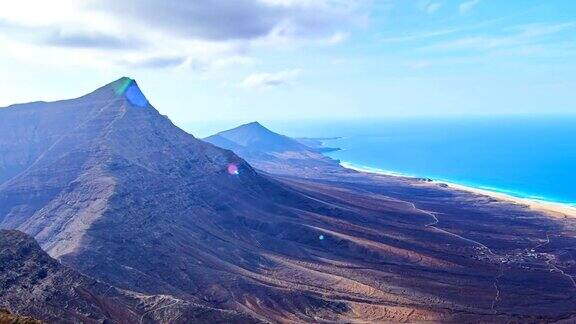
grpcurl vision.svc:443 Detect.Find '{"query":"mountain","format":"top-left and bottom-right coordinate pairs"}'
top-left (2, 78), bottom-right (576, 323)
top-left (205, 122), bottom-right (341, 176)
top-left (207, 119), bottom-right (576, 322)
top-left (0, 230), bottom-right (251, 323)
top-left (0, 229), bottom-right (139, 322)
top-left (1, 78), bottom-right (374, 322)
top-left (0, 77), bottom-right (271, 321)
top-left (206, 122), bottom-right (310, 152)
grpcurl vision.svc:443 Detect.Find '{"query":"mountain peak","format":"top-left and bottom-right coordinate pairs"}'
top-left (204, 121), bottom-right (342, 175)
top-left (107, 77), bottom-right (149, 107)
top-left (1, 77), bottom-right (147, 111)
top-left (206, 121), bottom-right (315, 154)
top-left (235, 121), bottom-right (269, 133)
top-left (245, 121), bottom-right (264, 127)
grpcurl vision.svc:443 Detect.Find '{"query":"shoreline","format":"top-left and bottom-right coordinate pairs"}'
top-left (340, 162), bottom-right (576, 219)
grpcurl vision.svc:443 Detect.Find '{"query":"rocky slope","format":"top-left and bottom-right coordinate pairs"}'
top-left (206, 122), bottom-right (576, 322)
top-left (0, 229), bottom-right (138, 323)
top-left (1, 79), bottom-right (360, 322)
top-left (0, 309), bottom-right (42, 324)
top-left (205, 122), bottom-right (341, 176)
top-left (1, 78), bottom-right (576, 323)
top-left (0, 229), bottom-right (257, 323)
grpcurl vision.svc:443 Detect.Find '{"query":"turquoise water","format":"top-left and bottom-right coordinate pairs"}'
top-left (268, 116), bottom-right (576, 205)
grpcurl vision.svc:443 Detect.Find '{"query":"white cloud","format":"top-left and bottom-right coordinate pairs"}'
top-left (324, 31), bottom-right (350, 45)
top-left (406, 60), bottom-right (433, 69)
top-left (417, 1), bottom-right (442, 15)
top-left (459, 0), bottom-right (481, 14)
top-left (513, 22), bottom-right (576, 38)
top-left (425, 22), bottom-right (576, 54)
top-left (380, 28), bottom-right (459, 43)
top-left (426, 2), bottom-right (443, 14)
top-left (0, 0), bottom-right (364, 70)
top-left (241, 69), bottom-right (302, 89)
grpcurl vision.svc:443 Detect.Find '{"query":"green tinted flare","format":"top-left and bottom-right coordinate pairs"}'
top-left (114, 77), bottom-right (134, 96)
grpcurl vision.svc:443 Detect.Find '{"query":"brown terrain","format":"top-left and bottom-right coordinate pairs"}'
top-left (1, 78), bottom-right (575, 323)
top-left (0, 308), bottom-right (42, 324)
top-left (0, 230), bottom-right (253, 323)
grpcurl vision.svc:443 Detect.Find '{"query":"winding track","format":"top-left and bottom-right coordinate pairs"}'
top-left (404, 201), bottom-right (509, 312)
top-left (529, 232), bottom-right (576, 290)
top-left (139, 299), bottom-right (181, 324)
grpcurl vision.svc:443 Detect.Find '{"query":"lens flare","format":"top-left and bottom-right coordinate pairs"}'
top-left (114, 77), bottom-right (149, 107)
top-left (115, 77), bottom-right (133, 96)
top-left (125, 83), bottom-right (148, 107)
top-left (227, 163), bottom-right (239, 175)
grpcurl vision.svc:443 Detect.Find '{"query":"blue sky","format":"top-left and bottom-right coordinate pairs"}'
top-left (0, 0), bottom-right (575, 134)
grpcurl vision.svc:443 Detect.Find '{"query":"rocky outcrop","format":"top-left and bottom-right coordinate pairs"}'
top-left (0, 230), bottom-right (139, 323)
top-left (0, 309), bottom-right (42, 324)
top-left (0, 230), bottom-right (256, 323)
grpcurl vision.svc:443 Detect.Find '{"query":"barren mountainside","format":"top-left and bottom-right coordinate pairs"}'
top-left (205, 122), bottom-right (340, 176)
top-left (0, 309), bottom-right (42, 324)
top-left (0, 229), bottom-right (139, 323)
top-left (1, 78), bottom-right (576, 323)
top-left (0, 230), bottom-right (256, 323)
top-left (206, 122), bottom-right (310, 152)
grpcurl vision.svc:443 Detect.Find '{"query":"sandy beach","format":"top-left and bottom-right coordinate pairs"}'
top-left (440, 181), bottom-right (576, 219)
top-left (341, 162), bottom-right (576, 219)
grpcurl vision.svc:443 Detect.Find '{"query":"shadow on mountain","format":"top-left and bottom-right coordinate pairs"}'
top-left (0, 78), bottom-right (575, 322)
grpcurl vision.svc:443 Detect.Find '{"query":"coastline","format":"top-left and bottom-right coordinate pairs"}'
top-left (340, 162), bottom-right (576, 219)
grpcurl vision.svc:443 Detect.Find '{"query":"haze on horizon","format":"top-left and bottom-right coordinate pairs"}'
top-left (1, 0), bottom-right (575, 129)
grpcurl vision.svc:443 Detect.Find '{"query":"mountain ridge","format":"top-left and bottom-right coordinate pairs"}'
top-left (206, 121), bottom-right (311, 152)
top-left (0, 229), bottom-right (258, 323)
top-left (2, 79), bottom-right (576, 323)
top-left (205, 121), bottom-right (341, 176)
top-left (0, 229), bottom-right (139, 323)
top-left (0, 78), bottom-right (365, 322)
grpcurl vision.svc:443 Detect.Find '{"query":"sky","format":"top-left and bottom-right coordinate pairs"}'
top-left (0, 0), bottom-right (575, 135)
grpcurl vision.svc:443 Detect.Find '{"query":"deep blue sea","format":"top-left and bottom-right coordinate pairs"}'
top-left (188, 116), bottom-right (576, 205)
top-left (264, 116), bottom-right (576, 205)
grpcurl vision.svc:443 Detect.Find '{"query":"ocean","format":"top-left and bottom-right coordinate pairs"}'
top-left (265, 116), bottom-right (576, 205)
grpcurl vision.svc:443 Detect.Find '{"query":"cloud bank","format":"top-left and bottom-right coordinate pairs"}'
top-left (0, 0), bottom-right (364, 70)
top-left (242, 69), bottom-right (302, 89)
top-left (459, 0), bottom-right (481, 14)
